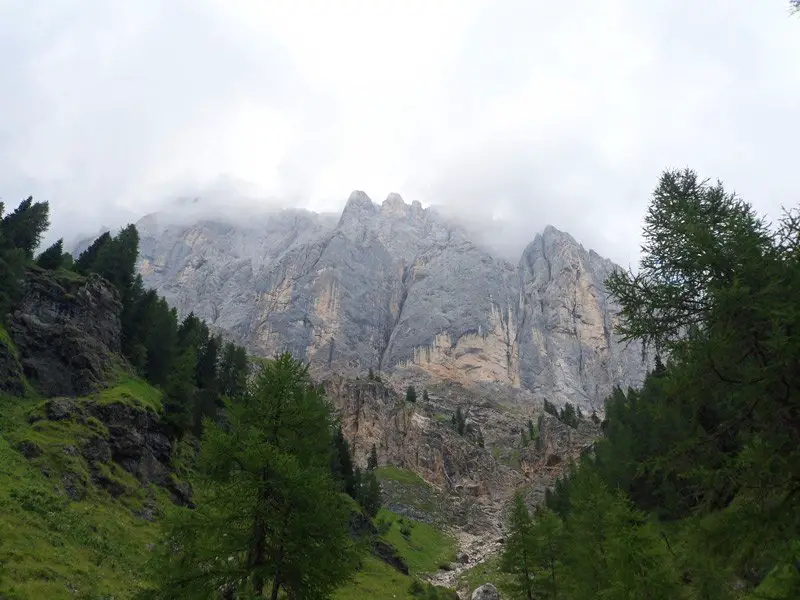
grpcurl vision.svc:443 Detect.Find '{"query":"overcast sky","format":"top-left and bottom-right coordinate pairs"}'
top-left (1, 0), bottom-right (799, 266)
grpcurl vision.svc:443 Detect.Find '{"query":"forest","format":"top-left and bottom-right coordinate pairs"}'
top-left (499, 168), bottom-right (800, 599)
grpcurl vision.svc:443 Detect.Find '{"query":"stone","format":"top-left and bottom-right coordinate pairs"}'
top-left (458, 551), bottom-right (470, 564)
top-left (472, 583), bottom-right (500, 600)
top-left (6, 270), bottom-right (122, 397)
top-left (16, 440), bottom-right (42, 459)
top-left (132, 192), bottom-right (650, 414)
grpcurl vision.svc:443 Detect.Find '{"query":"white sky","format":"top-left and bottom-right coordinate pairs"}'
top-left (1, 0), bottom-right (799, 265)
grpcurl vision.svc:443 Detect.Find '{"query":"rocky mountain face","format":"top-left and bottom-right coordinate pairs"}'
top-left (136, 192), bottom-right (647, 413)
top-left (0, 268), bottom-right (122, 397)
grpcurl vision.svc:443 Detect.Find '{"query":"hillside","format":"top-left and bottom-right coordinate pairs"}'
top-left (0, 223), bottom-right (483, 598)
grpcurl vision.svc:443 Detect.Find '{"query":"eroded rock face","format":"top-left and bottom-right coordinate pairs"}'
top-left (135, 193), bottom-right (648, 413)
top-left (5, 270), bottom-right (122, 397)
top-left (324, 376), bottom-right (524, 501)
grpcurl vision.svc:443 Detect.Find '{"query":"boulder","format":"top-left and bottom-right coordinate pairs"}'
top-left (471, 583), bottom-right (500, 600)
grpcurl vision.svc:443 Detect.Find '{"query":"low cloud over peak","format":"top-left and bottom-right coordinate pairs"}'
top-left (2, 0), bottom-right (799, 268)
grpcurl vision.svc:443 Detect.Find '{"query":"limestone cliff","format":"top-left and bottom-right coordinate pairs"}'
top-left (135, 193), bottom-right (648, 412)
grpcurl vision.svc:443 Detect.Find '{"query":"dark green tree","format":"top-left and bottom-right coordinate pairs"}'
top-left (500, 492), bottom-right (536, 600)
top-left (145, 353), bottom-right (360, 599)
top-left (331, 426), bottom-right (356, 498)
top-left (35, 238), bottom-right (63, 270)
top-left (405, 385), bottom-right (417, 403)
top-left (0, 196), bottom-right (50, 258)
top-left (422, 389), bottom-right (430, 402)
top-left (452, 406), bottom-right (466, 435)
top-left (558, 402), bottom-right (578, 429)
top-left (89, 224), bottom-right (139, 292)
top-left (368, 444), bottom-right (378, 470)
top-left (543, 400), bottom-right (558, 417)
top-left (218, 342), bottom-right (249, 400)
top-left (75, 231), bottom-right (111, 274)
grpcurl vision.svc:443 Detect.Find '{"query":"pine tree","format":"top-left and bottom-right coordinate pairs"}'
top-left (368, 444), bottom-right (378, 470)
top-left (422, 389), bottom-right (430, 402)
top-left (405, 385), bottom-right (417, 403)
top-left (0, 196), bottom-right (50, 258)
top-left (35, 238), bottom-right (63, 270)
top-left (500, 492), bottom-right (536, 600)
top-left (331, 426), bottom-right (356, 498)
top-left (452, 406), bottom-right (466, 435)
top-left (543, 400), bottom-right (558, 417)
top-left (529, 507), bottom-right (564, 599)
top-left (145, 353), bottom-right (360, 599)
top-left (84, 224), bottom-right (140, 293)
top-left (357, 468), bottom-right (382, 518)
top-left (218, 342), bottom-right (249, 400)
top-left (75, 231), bottom-right (111, 274)
top-left (163, 347), bottom-right (198, 438)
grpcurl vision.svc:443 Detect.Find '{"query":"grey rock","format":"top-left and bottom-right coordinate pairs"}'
top-left (6, 270), bottom-right (122, 397)
top-left (134, 193), bottom-right (648, 412)
top-left (472, 583), bottom-right (500, 600)
top-left (45, 398), bottom-right (78, 421)
top-left (16, 440), bottom-right (42, 459)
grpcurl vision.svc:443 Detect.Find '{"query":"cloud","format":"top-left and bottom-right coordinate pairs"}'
top-left (1, 0), bottom-right (799, 266)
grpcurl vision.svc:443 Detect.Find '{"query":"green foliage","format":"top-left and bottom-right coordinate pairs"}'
top-left (332, 426), bottom-right (357, 497)
top-left (451, 406), bottom-right (466, 435)
top-left (530, 168), bottom-right (800, 598)
top-left (406, 385), bottom-right (417, 403)
top-left (422, 388), bottom-right (430, 402)
top-left (499, 493), bottom-right (537, 599)
top-left (0, 197), bottom-right (50, 316)
top-left (558, 402), bottom-right (578, 428)
top-left (543, 399), bottom-right (558, 417)
top-left (368, 443), bottom-right (379, 470)
top-left (35, 238), bottom-right (63, 270)
top-left (144, 353), bottom-right (360, 599)
top-left (0, 196), bottom-right (50, 259)
top-left (356, 467), bottom-right (382, 518)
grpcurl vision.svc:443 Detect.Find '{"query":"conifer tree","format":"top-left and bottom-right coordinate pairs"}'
top-left (35, 238), bottom-right (63, 270)
top-left (405, 385), bottom-right (417, 403)
top-left (145, 353), bottom-right (359, 599)
top-left (75, 231), bottom-right (111, 274)
top-left (500, 493), bottom-right (536, 600)
top-left (368, 443), bottom-right (378, 470)
top-left (0, 196), bottom-right (50, 258)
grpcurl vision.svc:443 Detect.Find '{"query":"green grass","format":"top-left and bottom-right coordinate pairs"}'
top-left (0, 322), bottom-right (18, 357)
top-left (94, 374), bottom-right (163, 412)
top-left (333, 556), bottom-right (420, 600)
top-left (0, 383), bottom-right (169, 599)
top-left (376, 465), bottom-right (430, 487)
top-left (376, 509), bottom-right (457, 575)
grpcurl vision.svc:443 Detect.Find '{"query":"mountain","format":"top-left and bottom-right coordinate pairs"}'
top-left (134, 192), bottom-right (648, 412)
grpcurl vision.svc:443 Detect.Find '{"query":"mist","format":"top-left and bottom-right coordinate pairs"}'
top-left (2, 1), bottom-right (799, 268)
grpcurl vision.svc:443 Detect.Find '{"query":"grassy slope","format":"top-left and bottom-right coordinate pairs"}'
top-left (2, 317), bottom-right (459, 599)
top-left (0, 368), bottom-right (169, 600)
top-left (334, 467), bottom-right (459, 600)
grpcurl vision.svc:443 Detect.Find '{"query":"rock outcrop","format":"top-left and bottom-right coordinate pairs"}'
top-left (135, 193), bottom-right (648, 413)
top-left (471, 583), bottom-right (500, 600)
top-left (27, 396), bottom-right (191, 506)
top-left (3, 268), bottom-right (122, 397)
